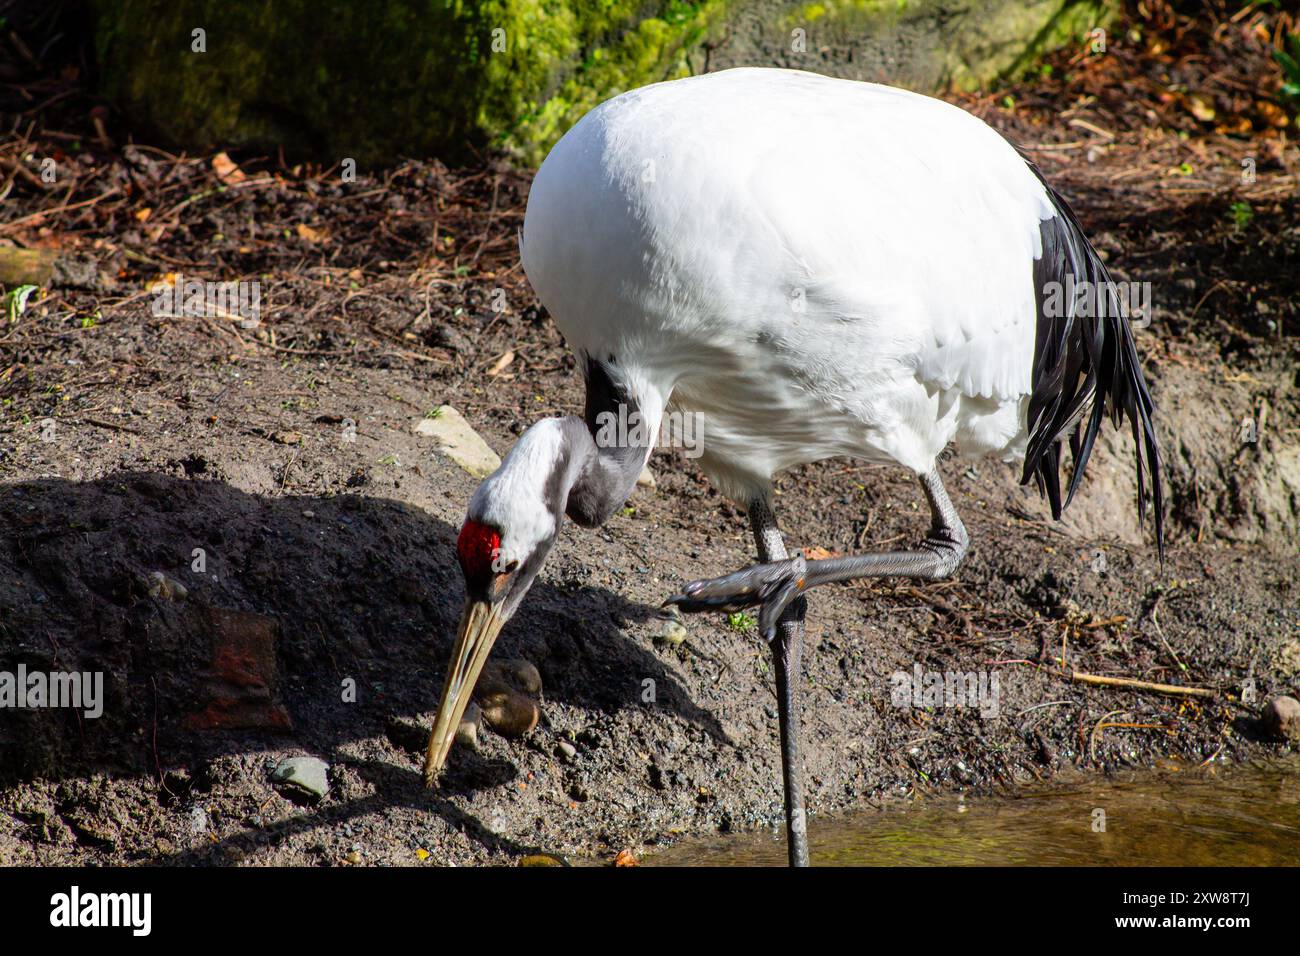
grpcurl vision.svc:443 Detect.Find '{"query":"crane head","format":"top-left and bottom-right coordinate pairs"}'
top-left (423, 420), bottom-right (571, 784)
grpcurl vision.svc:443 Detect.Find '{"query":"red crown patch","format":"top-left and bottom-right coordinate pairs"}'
top-left (457, 519), bottom-right (502, 580)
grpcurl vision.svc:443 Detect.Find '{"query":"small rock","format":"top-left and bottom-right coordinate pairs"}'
top-left (636, 465), bottom-right (656, 490)
top-left (656, 618), bottom-right (687, 647)
top-left (556, 740), bottom-right (577, 762)
top-left (188, 806), bottom-right (208, 834)
top-left (478, 689), bottom-right (539, 738)
top-left (414, 406), bottom-right (501, 478)
top-left (455, 702), bottom-right (481, 750)
top-left (1261, 696), bottom-right (1300, 741)
top-left (145, 571), bottom-right (188, 602)
top-left (344, 850), bottom-right (362, 865)
top-left (269, 756), bottom-right (330, 800)
top-left (183, 608), bottom-right (292, 732)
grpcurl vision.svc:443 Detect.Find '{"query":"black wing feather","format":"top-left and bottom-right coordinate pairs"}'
top-left (1020, 161), bottom-right (1165, 560)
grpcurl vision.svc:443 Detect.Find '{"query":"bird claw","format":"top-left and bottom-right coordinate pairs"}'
top-left (663, 554), bottom-right (808, 643)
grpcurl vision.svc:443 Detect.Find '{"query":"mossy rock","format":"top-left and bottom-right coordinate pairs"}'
top-left (709, 0), bottom-right (1112, 92)
top-left (90, 0), bottom-right (1113, 166)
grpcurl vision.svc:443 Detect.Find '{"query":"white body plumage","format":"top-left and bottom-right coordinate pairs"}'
top-left (522, 68), bottom-right (1066, 502)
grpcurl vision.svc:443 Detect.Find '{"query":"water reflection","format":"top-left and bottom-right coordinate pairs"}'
top-left (648, 759), bottom-right (1300, 866)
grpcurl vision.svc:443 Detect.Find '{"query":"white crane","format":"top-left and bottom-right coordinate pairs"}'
top-left (423, 68), bottom-right (1163, 866)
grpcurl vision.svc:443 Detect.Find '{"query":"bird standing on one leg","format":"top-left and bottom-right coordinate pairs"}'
top-left (422, 68), bottom-right (1164, 868)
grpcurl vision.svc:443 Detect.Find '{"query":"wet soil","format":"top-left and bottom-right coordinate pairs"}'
top-left (0, 3), bottom-right (1297, 865)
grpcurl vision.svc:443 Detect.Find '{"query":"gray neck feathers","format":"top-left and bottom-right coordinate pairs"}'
top-left (567, 355), bottom-right (657, 527)
top-left (559, 415), bottom-right (644, 528)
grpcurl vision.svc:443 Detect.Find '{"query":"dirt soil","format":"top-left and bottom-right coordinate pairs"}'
top-left (0, 3), bottom-right (1297, 866)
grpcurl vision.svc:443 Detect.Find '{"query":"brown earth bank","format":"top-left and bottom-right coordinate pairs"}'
top-left (0, 2), bottom-right (1298, 865)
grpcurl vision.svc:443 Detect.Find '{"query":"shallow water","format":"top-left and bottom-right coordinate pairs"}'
top-left (647, 759), bottom-right (1300, 866)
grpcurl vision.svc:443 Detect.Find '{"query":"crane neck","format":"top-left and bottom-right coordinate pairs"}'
top-left (561, 411), bottom-right (651, 528)
top-left (564, 360), bottom-right (662, 527)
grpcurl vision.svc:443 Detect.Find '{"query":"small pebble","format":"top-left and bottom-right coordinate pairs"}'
top-left (269, 756), bottom-right (330, 800)
top-left (1261, 696), bottom-right (1300, 741)
top-left (556, 740), bottom-right (577, 761)
top-left (455, 702), bottom-right (482, 750)
top-left (479, 689), bottom-right (539, 738)
top-left (145, 571), bottom-right (187, 602)
top-left (656, 619), bottom-right (688, 647)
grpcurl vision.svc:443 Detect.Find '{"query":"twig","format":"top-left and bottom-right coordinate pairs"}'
top-left (1020, 140), bottom-right (1090, 152)
top-left (76, 417), bottom-right (143, 435)
top-left (1089, 709), bottom-right (1129, 761)
top-left (1068, 118), bottom-right (1116, 140)
top-left (1059, 667), bottom-right (1215, 698)
top-left (1015, 699), bottom-right (1072, 718)
top-left (0, 185), bottom-right (123, 234)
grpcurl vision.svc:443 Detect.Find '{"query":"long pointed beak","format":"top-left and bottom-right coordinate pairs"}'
top-left (423, 599), bottom-right (507, 786)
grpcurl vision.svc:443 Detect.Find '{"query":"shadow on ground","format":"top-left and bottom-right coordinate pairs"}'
top-left (0, 472), bottom-right (732, 857)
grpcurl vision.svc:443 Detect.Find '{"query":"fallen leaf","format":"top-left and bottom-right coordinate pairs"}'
top-left (211, 151), bottom-right (246, 185)
top-left (134, 207), bottom-right (153, 222)
top-left (296, 222), bottom-right (327, 243)
top-left (803, 546), bottom-right (840, 560)
top-left (613, 849), bottom-right (638, 867)
top-left (1255, 100), bottom-right (1289, 129)
top-left (1215, 116), bottom-right (1253, 136)
top-left (415, 848), bottom-right (430, 861)
top-left (145, 271), bottom-right (180, 293)
top-left (487, 350), bottom-right (514, 376)
top-left (1186, 93), bottom-right (1215, 123)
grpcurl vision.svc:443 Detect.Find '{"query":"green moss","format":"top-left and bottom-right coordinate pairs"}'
top-left (89, 0), bottom-right (1106, 166)
top-left (477, 0), bottom-right (726, 162)
top-left (1000, 0), bottom-right (1115, 81)
top-left (91, 0), bottom-right (723, 164)
top-left (774, 0), bottom-right (1115, 93)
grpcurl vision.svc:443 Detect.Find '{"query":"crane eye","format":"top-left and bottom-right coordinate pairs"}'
top-left (499, 559), bottom-right (520, 575)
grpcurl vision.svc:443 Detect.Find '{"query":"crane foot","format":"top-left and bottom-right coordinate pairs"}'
top-left (663, 553), bottom-right (807, 642)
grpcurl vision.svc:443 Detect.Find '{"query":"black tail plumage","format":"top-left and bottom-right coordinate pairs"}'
top-left (1021, 162), bottom-right (1165, 559)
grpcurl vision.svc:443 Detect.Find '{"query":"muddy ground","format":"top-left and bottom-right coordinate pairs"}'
top-left (0, 4), bottom-right (1297, 865)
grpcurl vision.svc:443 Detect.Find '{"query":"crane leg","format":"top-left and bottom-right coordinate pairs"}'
top-left (749, 498), bottom-right (811, 868)
top-left (666, 468), bottom-right (968, 640)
